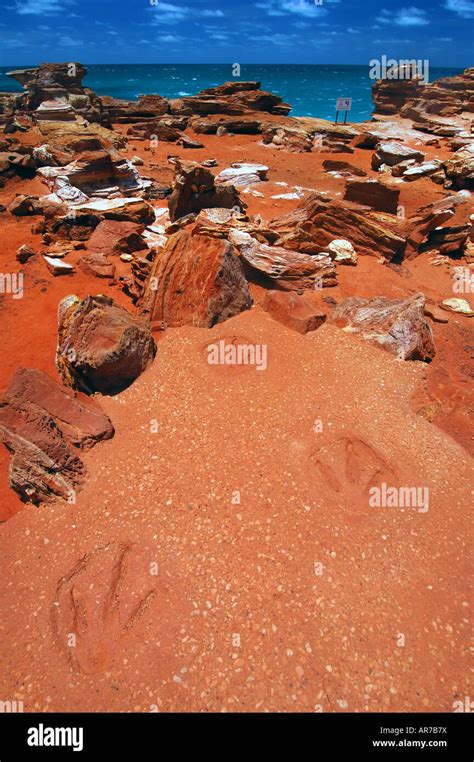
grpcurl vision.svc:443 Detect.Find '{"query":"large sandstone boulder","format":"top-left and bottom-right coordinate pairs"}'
top-left (0, 367), bottom-right (113, 504)
top-left (41, 198), bottom-right (156, 243)
top-left (56, 295), bottom-right (156, 394)
top-left (190, 114), bottom-right (265, 135)
top-left (270, 192), bottom-right (406, 261)
top-left (168, 160), bottom-right (245, 222)
top-left (328, 293), bottom-right (435, 361)
top-left (126, 121), bottom-right (182, 141)
top-left (229, 229), bottom-right (337, 290)
top-left (140, 230), bottom-right (252, 328)
top-left (37, 149), bottom-right (150, 197)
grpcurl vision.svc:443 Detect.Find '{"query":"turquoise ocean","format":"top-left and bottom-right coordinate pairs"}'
top-left (0, 64), bottom-right (463, 123)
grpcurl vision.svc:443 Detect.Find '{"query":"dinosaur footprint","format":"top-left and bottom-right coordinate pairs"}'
top-left (52, 542), bottom-right (157, 675)
top-left (308, 433), bottom-right (398, 511)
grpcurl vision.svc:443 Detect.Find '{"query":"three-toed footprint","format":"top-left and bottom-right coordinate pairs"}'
top-left (52, 542), bottom-right (158, 675)
top-left (307, 433), bottom-right (398, 512)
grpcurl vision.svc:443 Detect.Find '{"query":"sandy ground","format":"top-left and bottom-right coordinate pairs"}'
top-left (0, 122), bottom-right (472, 712)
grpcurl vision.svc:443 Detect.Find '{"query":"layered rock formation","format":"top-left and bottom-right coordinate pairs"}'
top-left (6, 62), bottom-right (105, 124)
top-left (0, 368), bottom-right (113, 504)
top-left (270, 192), bottom-right (406, 261)
top-left (140, 230), bottom-right (252, 328)
top-left (372, 66), bottom-right (474, 134)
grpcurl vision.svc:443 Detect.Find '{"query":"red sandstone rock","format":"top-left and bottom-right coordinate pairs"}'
top-left (444, 144), bottom-right (474, 189)
top-left (140, 230), bottom-right (252, 328)
top-left (56, 295), bottom-right (157, 394)
top-left (343, 178), bottom-right (400, 214)
top-left (372, 66), bottom-right (474, 129)
top-left (270, 192), bottom-right (406, 261)
top-left (126, 121), bottom-right (182, 141)
top-left (402, 195), bottom-right (459, 258)
top-left (229, 229), bottom-right (337, 291)
top-left (0, 367), bottom-right (113, 503)
top-left (372, 142), bottom-right (425, 169)
top-left (86, 220), bottom-right (146, 257)
top-left (168, 160), bottom-right (245, 222)
top-left (262, 290), bottom-right (326, 334)
top-left (323, 160), bottom-right (367, 177)
top-left (77, 253), bottom-right (116, 279)
top-left (328, 292), bottom-right (435, 361)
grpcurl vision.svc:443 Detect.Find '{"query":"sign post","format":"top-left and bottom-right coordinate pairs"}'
top-left (335, 97), bottom-right (352, 124)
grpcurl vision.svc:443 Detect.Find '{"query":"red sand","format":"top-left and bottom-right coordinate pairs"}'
top-left (0, 124), bottom-right (472, 712)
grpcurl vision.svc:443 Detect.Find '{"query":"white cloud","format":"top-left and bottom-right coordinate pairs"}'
top-left (157, 34), bottom-right (185, 43)
top-left (148, 3), bottom-right (224, 24)
top-left (58, 34), bottom-right (82, 46)
top-left (256, 0), bottom-right (328, 18)
top-left (377, 7), bottom-right (429, 26)
top-left (373, 38), bottom-right (412, 43)
top-left (249, 32), bottom-right (298, 45)
top-left (444, 0), bottom-right (474, 17)
top-left (13, 0), bottom-right (75, 14)
top-left (149, 2), bottom-right (188, 24)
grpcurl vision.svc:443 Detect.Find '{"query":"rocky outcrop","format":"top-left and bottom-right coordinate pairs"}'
top-left (270, 192), bottom-right (406, 261)
top-left (262, 117), bottom-right (357, 153)
top-left (40, 198), bottom-right (156, 243)
top-left (126, 121), bottom-right (182, 141)
top-left (100, 94), bottom-right (170, 124)
top-left (444, 144), bottom-right (474, 189)
top-left (171, 81), bottom-right (291, 117)
top-left (229, 230), bottom-right (337, 290)
top-left (56, 295), bottom-right (156, 394)
top-left (140, 230), bottom-right (252, 328)
top-left (190, 114), bottom-right (265, 135)
top-left (372, 66), bottom-right (474, 134)
top-left (168, 160), bottom-right (245, 222)
top-left (262, 290), bottom-right (326, 334)
top-left (328, 293), bottom-right (435, 361)
top-left (6, 62), bottom-right (105, 124)
top-left (0, 367), bottom-right (113, 504)
top-left (343, 178), bottom-right (400, 214)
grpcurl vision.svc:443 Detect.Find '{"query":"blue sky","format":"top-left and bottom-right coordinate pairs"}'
top-left (0, 0), bottom-right (472, 66)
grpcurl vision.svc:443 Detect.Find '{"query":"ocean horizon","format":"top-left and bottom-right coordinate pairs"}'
top-left (0, 63), bottom-right (464, 122)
